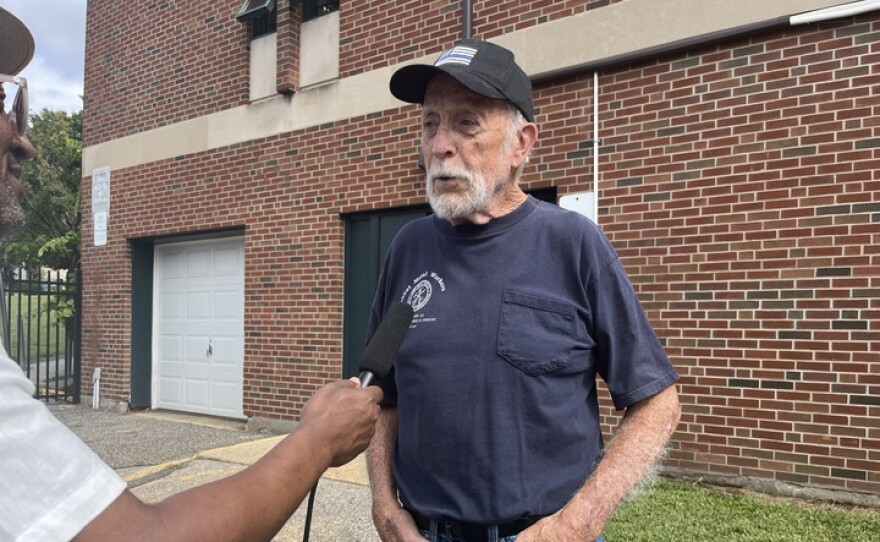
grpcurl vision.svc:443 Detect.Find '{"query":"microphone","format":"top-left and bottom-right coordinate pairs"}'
top-left (358, 302), bottom-right (414, 387)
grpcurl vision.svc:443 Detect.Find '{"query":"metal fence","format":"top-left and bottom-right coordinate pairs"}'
top-left (1, 268), bottom-right (81, 403)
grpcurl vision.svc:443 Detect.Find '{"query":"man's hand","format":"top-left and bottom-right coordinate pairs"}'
top-left (372, 502), bottom-right (424, 542)
top-left (515, 510), bottom-right (599, 542)
top-left (299, 378), bottom-right (383, 467)
top-left (519, 385), bottom-right (680, 541)
top-left (367, 407), bottom-right (425, 541)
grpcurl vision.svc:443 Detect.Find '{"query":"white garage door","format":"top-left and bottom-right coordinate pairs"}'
top-left (154, 238), bottom-right (245, 419)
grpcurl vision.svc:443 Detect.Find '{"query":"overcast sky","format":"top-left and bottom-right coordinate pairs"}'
top-left (5, 0), bottom-right (87, 114)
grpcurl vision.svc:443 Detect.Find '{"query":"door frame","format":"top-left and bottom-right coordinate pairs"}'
top-left (129, 227), bottom-right (245, 410)
top-left (341, 205), bottom-right (430, 378)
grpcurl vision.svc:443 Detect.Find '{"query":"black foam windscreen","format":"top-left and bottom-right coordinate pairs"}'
top-left (358, 302), bottom-right (414, 384)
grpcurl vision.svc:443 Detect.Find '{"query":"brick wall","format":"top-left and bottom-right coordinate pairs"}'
top-left (276, 0), bottom-right (302, 93)
top-left (80, 107), bottom-right (427, 418)
top-left (339, 0), bottom-right (621, 78)
top-left (590, 19), bottom-right (880, 496)
top-left (83, 1), bottom-right (624, 144)
top-left (82, 0), bottom-right (251, 146)
top-left (82, 2), bottom-right (879, 500)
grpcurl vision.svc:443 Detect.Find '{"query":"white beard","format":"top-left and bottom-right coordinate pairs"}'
top-left (425, 163), bottom-right (501, 221)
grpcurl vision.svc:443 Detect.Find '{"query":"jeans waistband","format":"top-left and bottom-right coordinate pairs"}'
top-left (411, 511), bottom-right (541, 541)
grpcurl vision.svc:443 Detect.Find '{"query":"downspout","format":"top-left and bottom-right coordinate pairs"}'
top-left (593, 71), bottom-right (600, 224)
top-left (92, 367), bottom-right (101, 409)
top-left (462, 0), bottom-right (473, 39)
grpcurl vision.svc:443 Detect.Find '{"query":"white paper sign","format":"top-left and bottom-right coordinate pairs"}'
top-left (560, 192), bottom-right (597, 223)
top-left (94, 211), bottom-right (108, 247)
top-left (92, 167), bottom-right (111, 213)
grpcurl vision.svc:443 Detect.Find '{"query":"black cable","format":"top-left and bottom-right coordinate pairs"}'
top-left (302, 481), bottom-right (318, 542)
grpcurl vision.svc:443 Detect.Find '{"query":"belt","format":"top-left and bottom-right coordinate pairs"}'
top-left (411, 512), bottom-right (540, 541)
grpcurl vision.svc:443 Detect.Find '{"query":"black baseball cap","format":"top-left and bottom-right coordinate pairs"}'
top-left (390, 39), bottom-right (534, 122)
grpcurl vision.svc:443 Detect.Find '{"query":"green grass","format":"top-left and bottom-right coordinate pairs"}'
top-left (604, 479), bottom-right (880, 541)
top-left (6, 291), bottom-right (71, 361)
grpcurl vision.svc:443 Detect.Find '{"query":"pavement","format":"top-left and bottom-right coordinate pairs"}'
top-left (49, 403), bottom-right (381, 541)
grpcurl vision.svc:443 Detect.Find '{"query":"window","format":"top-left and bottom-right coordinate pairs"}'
top-left (299, 0), bottom-right (340, 86)
top-left (250, 10), bottom-right (277, 38)
top-left (236, 0), bottom-right (275, 21)
top-left (302, 0), bottom-right (339, 22)
top-left (236, 0), bottom-right (277, 39)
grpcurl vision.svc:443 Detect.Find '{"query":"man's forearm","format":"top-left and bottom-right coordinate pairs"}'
top-left (366, 406), bottom-right (399, 507)
top-left (559, 385), bottom-right (681, 538)
top-left (367, 407), bottom-right (426, 542)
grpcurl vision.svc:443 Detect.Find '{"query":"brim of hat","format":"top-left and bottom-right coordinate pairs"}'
top-left (390, 64), bottom-right (507, 106)
top-left (0, 7), bottom-right (35, 75)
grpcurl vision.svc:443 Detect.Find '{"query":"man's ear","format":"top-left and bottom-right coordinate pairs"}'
top-left (512, 123), bottom-right (538, 168)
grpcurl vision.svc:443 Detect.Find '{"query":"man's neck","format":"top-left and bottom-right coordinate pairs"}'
top-left (449, 185), bottom-right (528, 226)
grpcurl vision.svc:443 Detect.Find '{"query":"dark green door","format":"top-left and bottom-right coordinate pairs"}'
top-left (341, 188), bottom-right (556, 377)
top-left (130, 242), bottom-right (154, 408)
top-left (342, 207), bottom-right (430, 377)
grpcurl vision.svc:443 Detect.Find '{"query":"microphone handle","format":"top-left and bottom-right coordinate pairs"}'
top-left (358, 370), bottom-right (377, 388)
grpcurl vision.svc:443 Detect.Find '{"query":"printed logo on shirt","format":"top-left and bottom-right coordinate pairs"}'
top-left (400, 271), bottom-right (446, 327)
top-left (408, 280), bottom-right (432, 312)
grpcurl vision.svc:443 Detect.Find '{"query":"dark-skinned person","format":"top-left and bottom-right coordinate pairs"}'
top-left (0, 7), bottom-right (383, 541)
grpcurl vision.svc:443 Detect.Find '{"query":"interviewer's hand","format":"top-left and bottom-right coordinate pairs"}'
top-left (299, 378), bottom-right (383, 467)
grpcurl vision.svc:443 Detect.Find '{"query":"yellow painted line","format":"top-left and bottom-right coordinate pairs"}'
top-left (123, 458), bottom-right (190, 484)
top-left (123, 436), bottom-right (370, 487)
top-left (123, 435), bottom-right (284, 484)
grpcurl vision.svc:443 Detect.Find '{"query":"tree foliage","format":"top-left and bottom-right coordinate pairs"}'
top-left (2, 109), bottom-right (82, 273)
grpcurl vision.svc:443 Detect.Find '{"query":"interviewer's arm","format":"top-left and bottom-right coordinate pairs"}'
top-left (74, 379), bottom-right (382, 542)
top-left (517, 384), bottom-right (681, 542)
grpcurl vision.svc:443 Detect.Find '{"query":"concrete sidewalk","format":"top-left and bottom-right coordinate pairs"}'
top-left (51, 403), bottom-right (380, 541)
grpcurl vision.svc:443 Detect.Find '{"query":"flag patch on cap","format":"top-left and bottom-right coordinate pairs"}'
top-left (434, 46), bottom-right (478, 67)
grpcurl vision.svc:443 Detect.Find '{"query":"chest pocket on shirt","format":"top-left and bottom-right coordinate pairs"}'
top-left (497, 291), bottom-right (576, 376)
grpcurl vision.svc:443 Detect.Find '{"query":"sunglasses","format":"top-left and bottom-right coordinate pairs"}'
top-left (0, 74), bottom-right (28, 138)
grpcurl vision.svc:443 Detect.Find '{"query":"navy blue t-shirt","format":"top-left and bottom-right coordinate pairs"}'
top-left (368, 196), bottom-right (679, 524)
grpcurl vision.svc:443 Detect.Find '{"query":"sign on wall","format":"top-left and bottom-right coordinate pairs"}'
top-left (560, 191), bottom-right (597, 224)
top-left (92, 167), bottom-right (110, 247)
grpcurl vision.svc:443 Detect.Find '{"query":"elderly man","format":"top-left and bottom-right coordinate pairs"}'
top-left (367, 39), bottom-right (682, 542)
top-left (0, 7), bottom-right (383, 541)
